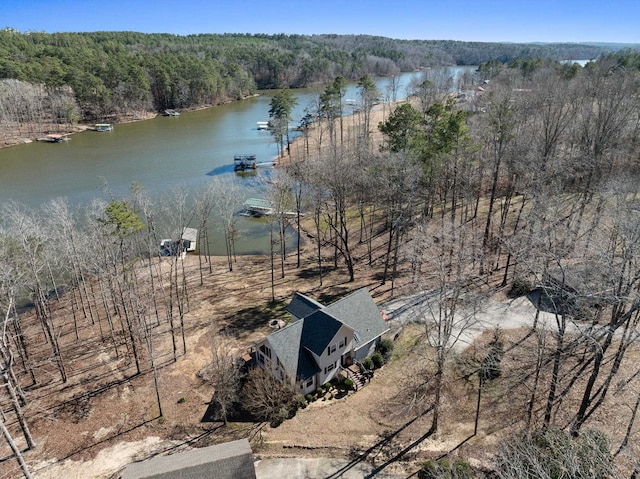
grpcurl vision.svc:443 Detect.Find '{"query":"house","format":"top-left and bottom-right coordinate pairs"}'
top-left (253, 288), bottom-right (389, 396)
top-left (121, 438), bottom-right (256, 479)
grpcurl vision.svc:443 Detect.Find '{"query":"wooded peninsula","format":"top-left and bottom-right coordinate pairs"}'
top-left (0, 28), bottom-right (632, 142)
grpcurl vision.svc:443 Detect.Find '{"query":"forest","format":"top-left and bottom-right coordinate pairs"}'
top-left (1, 39), bottom-right (640, 476)
top-left (0, 27), bottom-right (624, 127)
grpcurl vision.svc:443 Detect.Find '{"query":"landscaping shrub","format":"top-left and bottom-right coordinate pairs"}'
top-left (371, 352), bottom-right (384, 369)
top-left (305, 393), bottom-right (313, 403)
top-left (418, 457), bottom-right (473, 479)
top-left (376, 337), bottom-right (394, 361)
top-left (295, 394), bottom-right (307, 409)
top-left (343, 379), bottom-right (354, 390)
top-left (361, 357), bottom-right (374, 370)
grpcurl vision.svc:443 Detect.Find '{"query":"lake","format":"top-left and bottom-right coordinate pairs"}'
top-left (0, 67), bottom-right (477, 254)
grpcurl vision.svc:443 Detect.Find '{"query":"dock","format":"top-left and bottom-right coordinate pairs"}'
top-left (159, 227), bottom-right (197, 257)
top-left (234, 154), bottom-right (257, 172)
top-left (181, 227), bottom-right (197, 252)
top-left (241, 198), bottom-right (299, 218)
top-left (242, 198), bottom-right (273, 217)
top-left (38, 134), bottom-right (70, 143)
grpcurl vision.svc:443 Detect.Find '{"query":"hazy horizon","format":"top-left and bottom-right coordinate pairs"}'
top-left (1, 0), bottom-right (639, 44)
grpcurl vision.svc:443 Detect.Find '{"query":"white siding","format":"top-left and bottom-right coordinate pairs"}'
top-left (312, 324), bottom-right (354, 386)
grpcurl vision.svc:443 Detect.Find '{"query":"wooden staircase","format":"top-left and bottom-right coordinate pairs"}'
top-left (344, 363), bottom-right (371, 391)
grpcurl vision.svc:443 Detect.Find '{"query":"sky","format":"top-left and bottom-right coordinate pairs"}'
top-left (1, 0), bottom-right (638, 44)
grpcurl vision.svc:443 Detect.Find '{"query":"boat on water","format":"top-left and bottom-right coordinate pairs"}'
top-left (94, 123), bottom-right (113, 132)
top-left (234, 154), bottom-right (257, 172)
top-left (163, 109), bottom-right (180, 116)
top-left (256, 121), bottom-right (269, 130)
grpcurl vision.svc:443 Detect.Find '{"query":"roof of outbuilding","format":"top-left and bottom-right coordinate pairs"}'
top-left (121, 438), bottom-right (255, 479)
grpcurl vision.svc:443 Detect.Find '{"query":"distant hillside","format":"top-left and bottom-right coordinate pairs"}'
top-left (0, 28), bottom-right (632, 124)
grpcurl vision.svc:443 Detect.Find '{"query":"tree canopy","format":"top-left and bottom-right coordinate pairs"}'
top-left (0, 28), bottom-right (622, 123)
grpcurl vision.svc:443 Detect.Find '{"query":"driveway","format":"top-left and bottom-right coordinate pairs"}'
top-left (381, 292), bottom-right (566, 350)
top-left (254, 457), bottom-right (403, 478)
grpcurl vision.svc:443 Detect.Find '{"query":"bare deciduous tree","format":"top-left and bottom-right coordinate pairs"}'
top-left (242, 366), bottom-right (297, 425)
top-left (199, 324), bottom-right (243, 425)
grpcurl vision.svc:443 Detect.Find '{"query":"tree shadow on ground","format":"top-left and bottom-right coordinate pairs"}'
top-left (315, 287), bottom-right (353, 305)
top-left (323, 407), bottom-right (434, 479)
top-left (296, 265), bottom-right (337, 280)
top-left (223, 300), bottom-right (289, 339)
top-left (201, 399), bottom-right (258, 424)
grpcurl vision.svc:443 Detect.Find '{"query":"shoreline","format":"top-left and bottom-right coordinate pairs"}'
top-left (277, 99), bottom-right (402, 166)
top-left (0, 93), bottom-right (261, 150)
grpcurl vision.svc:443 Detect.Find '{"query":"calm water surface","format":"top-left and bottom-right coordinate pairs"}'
top-left (0, 68), bottom-right (476, 254)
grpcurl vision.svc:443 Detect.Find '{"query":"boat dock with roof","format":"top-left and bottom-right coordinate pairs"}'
top-left (234, 154), bottom-right (257, 172)
top-left (39, 134), bottom-right (70, 142)
top-left (242, 198), bottom-right (273, 217)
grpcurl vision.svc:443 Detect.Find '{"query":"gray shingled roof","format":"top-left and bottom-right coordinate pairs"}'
top-left (323, 288), bottom-right (389, 350)
top-left (286, 292), bottom-right (323, 321)
top-left (301, 310), bottom-right (344, 356)
top-left (266, 320), bottom-right (304, 378)
top-left (121, 438), bottom-right (255, 479)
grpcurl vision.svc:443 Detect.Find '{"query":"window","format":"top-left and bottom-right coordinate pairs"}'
top-left (330, 344), bottom-right (337, 354)
top-left (306, 378), bottom-right (314, 388)
top-left (258, 344), bottom-right (272, 365)
top-left (339, 337), bottom-right (347, 348)
top-left (325, 362), bottom-right (335, 374)
top-left (259, 344), bottom-right (272, 359)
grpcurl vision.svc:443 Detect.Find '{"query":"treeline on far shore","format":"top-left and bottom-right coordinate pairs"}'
top-left (0, 27), bottom-right (634, 128)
